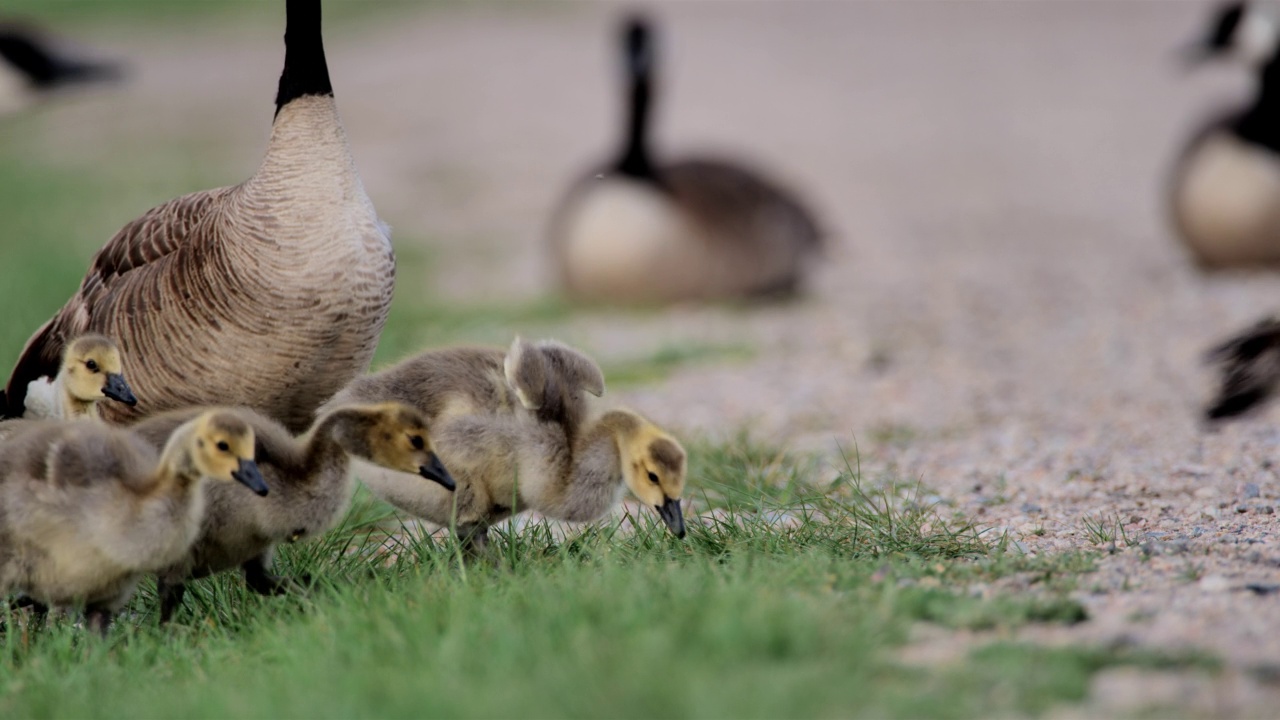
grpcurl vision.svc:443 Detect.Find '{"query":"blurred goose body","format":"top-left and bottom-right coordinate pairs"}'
top-left (1172, 2), bottom-right (1280, 268)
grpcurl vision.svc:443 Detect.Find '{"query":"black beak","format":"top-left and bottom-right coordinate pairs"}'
top-left (232, 458), bottom-right (269, 497)
top-left (656, 497), bottom-right (686, 539)
top-left (419, 451), bottom-right (456, 492)
top-left (102, 373), bottom-right (137, 406)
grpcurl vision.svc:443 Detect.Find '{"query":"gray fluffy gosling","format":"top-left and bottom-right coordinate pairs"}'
top-left (0, 411), bottom-right (266, 634)
top-left (326, 337), bottom-right (686, 552)
top-left (129, 402), bottom-right (454, 622)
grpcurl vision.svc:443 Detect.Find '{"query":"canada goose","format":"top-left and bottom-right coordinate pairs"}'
top-left (0, 411), bottom-right (265, 634)
top-left (0, 334), bottom-right (135, 441)
top-left (1170, 1), bottom-right (1280, 268)
top-left (1202, 315), bottom-right (1280, 420)
top-left (0, 24), bottom-right (121, 117)
top-left (128, 402), bottom-right (453, 622)
top-left (322, 336), bottom-right (606, 438)
top-left (359, 406), bottom-right (687, 554)
top-left (0, 0), bottom-right (394, 433)
top-left (548, 14), bottom-right (821, 304)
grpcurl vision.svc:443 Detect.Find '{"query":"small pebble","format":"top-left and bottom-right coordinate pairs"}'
top-left (1246, 483), bottom-right (1262, 500)
top-left (1020, 502), bottom-right (1042, 514)
top-left (1265, 506), bottom-right (1277, 515)
top-left (1238, 505), bottom-right (1250, 514)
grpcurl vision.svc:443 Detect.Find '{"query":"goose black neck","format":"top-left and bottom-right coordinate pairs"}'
top-left (1235, 56), bottom-right (1280, 151)
top-left (274, 0), bottom-right (333, 117)
top-left (613, 18), bottom-right (657, 179)
top-left (615, 75), bottom-right (655, 177)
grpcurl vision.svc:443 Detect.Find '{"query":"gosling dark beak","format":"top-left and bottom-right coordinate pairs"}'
top-left (419, 451), bottom-right (456, 492)
top-left (233, 458), bottom-right (269, 497)
top-left (656, 496), bottom-right (686, 539)
top-left (102, 373), bottom-right (137, 406)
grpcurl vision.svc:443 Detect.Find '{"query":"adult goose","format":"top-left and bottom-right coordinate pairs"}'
top-left (0, 23), bottom-right (121, 116)
top-left (0, 0), bottom-right (394, 433)
top-left (1171, 1), bottom-right (1280, 268)
top-left (548, 15), bottom-right (821, 304)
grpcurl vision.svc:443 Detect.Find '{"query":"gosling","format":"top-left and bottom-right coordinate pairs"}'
top-left (359, 406), bottom-right (687, 553)
top-left (0, 411), bottom-right (266, 634)
top-left (128, 402), bottom-right (454, 622)
top-left (3, 333), bottom-right (135, 425)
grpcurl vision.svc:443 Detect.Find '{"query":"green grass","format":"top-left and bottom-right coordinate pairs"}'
top-left (0, 437), bottom-right (1150, 719)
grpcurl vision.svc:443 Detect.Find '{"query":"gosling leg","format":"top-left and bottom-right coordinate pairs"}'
top-left (158, 581), bottom-right (186, 624)
top-left (84, 605), bottom-right (114, 637)
top-left (456, 522), bottom-right (490, 559)
top-left (242, 555), bottom-right (308, 596)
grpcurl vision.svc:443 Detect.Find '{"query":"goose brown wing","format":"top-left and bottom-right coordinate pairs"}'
top-left (1, 188), bottom-right (231, 418)
top-left (664, 158), bottom-right (822, 253)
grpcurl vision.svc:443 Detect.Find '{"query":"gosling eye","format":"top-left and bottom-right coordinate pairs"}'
top-left (216, 441), bottom-right (230, 453)
top-left (410, 435), bottom-right (425, 450)
top-left (647, 471), bottom-right (660, 485)
top-left (85, 359), bottom-right (99, 373)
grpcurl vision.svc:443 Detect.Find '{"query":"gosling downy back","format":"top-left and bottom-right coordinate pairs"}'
top-left (0, 0), bottom-right (394, 432)
top-left (549, 14), bottom-right (821, 303)
top-left (0, 24), bottom-right (121, 116)
top-left (1171, 2), bottom-right (1280, 268)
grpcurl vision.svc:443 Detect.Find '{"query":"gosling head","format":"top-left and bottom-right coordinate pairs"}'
top-left (61, 334), bottom-right (136, 407)
top-left (189, 411), bottom-right (268, 496)
top-left (1185, 2), bottom-right (1277, 66)
top-left (352, 402), bottom-right (455, 492)
top-left (618, 414), bottom-right (687, 538)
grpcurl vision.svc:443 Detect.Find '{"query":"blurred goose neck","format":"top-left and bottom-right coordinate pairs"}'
top-left (1237, 58), bottom-right (1280, 151)
top-left (615, 21), bottom-right (657, 178)
top-left (275, 0), bottom-right (333, 118)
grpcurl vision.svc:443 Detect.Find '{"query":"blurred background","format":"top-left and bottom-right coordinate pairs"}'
top-left (0, 0), bottom-right (1265, 457)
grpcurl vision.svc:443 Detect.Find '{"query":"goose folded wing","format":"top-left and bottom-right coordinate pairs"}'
top-left (1, 189), bottom-right (230, 417)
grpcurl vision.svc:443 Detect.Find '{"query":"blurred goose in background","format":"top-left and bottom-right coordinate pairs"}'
top-left (1171, 1), bottom-right (1280, 268)
top-left (0, 23), bottom-right (121, 116)
top-left (548, 14), bottom-right (821, 304)
top-left (0, 0), bottom-right (394, 433)
top-left (1203, 315), bottom-right (1280, 421)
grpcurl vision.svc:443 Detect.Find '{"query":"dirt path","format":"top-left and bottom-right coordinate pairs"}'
top-left (27, 1), bottom-right (1280, 712)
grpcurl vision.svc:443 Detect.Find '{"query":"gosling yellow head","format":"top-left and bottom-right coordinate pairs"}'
top-left (62, 334), bottom-right (136, 407)
top-left (619, 417), bottom-right (687, 538)
top-left (189, 410), bottom-right (268, 496)
top-left (352, 402), bottom-right (455, 491)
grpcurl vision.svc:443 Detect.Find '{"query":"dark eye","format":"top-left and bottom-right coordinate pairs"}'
top-left (410, 435), bottom-right (425, 450)
top-left (85, 360), bottom-right (99, 373)
top-left (216, 441), bottom-right (230, 452)
top-left (648, 471), bottom-right (659, 484)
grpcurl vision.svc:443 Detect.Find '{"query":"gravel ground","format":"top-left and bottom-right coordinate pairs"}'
top-left (26, 1), bottom-right (1280, 713)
